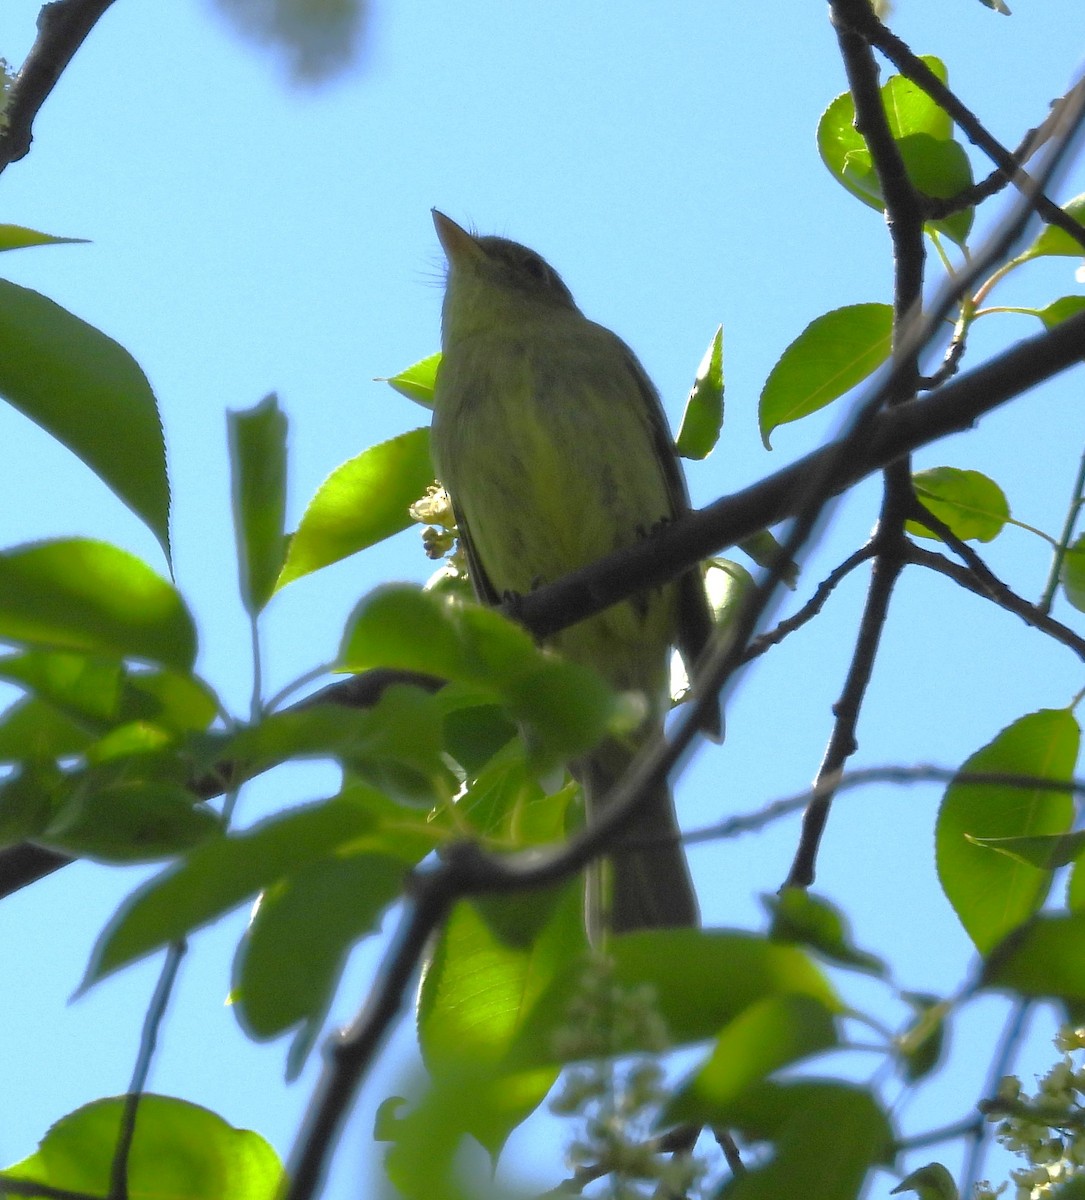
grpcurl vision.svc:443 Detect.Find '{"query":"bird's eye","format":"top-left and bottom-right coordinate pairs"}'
top-left (522, 254), bottom-right (550, 284)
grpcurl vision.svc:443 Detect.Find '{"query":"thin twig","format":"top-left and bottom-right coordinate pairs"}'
top-left (741, 544), bottom-right (879, 664)
top-left (108, 942), bottom-right (188, 1200)
top-left (903, 539), bottom-right (1085, 663)
top-left (786, 545), bottom-right (904, 888)
top-left (684, 763), bottom-right (1085, 850)
top-left (787, 6), bottom-right (929, 887)
top-left (962, 1000), bottom-right (1033, 1196)
top-left (894, 1116), bottom-right (982, 1152)
top-left (1040, 443), bottom-right (1085, 615)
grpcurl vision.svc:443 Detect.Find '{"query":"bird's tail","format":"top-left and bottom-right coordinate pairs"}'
top-left (579, 735), bottom-right (699, 940)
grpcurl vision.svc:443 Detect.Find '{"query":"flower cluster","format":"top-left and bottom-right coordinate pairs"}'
top-left (548, 955), bottom-right (705, 1199)
top-left (981, 1025), bottom-right (1085, 1200)
top-left (409, 484), bottom-right (461, 562)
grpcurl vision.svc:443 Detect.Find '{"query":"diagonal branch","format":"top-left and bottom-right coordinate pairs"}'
top-left (2, 307), bottom-right (1084, 906)
top-left (831, 0), bottom-right (1085, 250)
top-left (903, 541), bottom-right (1085, 663)
top-left (0, 0), bottom-right (119, 175)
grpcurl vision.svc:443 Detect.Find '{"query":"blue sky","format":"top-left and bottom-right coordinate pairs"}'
top-left (0, 2), bottom-right (1083, 1196)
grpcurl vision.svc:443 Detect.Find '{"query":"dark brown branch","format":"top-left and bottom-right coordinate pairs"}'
top-left (742, 544), bottom-right (879, 664)
top-left (832, 0), bottom-right (1085, 251)
top-left (903, 541), bottom-right (1085, 663)
top-left (788, 7), bottom-right (932, 889)
top-left (785, 539), bottom-right (904, 888)
top-left (686, 764), bottom-right (1085, 849)
top-left (832, 5), bottom-right (927, 362)
top-left (3, 307), bottom-right (1085, 907)
top-left (517, 308), bottom-right (1085, 647)
top-left (0, 0), bottom-right (119, 174)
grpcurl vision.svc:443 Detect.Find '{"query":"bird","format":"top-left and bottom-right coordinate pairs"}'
top-left (429, 210), bottom-right (718, 937)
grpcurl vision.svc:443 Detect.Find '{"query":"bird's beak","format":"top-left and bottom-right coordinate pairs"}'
top-left (432, 209), bottom-right (484, 268)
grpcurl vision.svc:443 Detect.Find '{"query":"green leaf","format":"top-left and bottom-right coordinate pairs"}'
top-left (0, 280), bottom-right (171, 560)
top-left (0, 652), bottom-right (215, 736)
top-left (766, 888), bottom-right (887, 977)
top-left (224, 685), bottom-right (453, 805)
top-left (233, 852), bottom-right (406, 1049)
top-left (1035, 296), bottom-right (1085, 331)
top-left (936, 709), bottom-right (1079, 954)
top-left (735, 532), bottom-right (799, 588)
top-left (0, 540), bottom-right (197, 670)
top-left (817, 57), bottom-right (974, 245)
top-left (892, 1162), bottom-right (959, 1200)
top-left (2, 1095), bottom-right (282, 1200)
top-left (982, 910), bottom-right (1085, 999)
top-left (82, 788), bottom-right (390, 986)
top-left (1059, 533), bottom-right (1085, 612)
top-left (382, 352), bottom-right (441, 408)
top-left (668, 994), bottom-right (838, 1123)
top-left (415, 886), bottom-right (582, 1152)
top-left (509, 930), bottom-right (840, 1066)
top-left (759, 304), bottom-right (893, 446)
top-left (456, 742), bottom-right (575, 848)
top-left (0, 649), bottom-right (124, 722)
top-left (43, 781), bottom-right (222, 862)
top-left (0, 765), bottom-right (62, 843)
top-left (675, 325), bottom-right (724, 459)
top-left (908, 467), bottom-right (1010, 543)
top-left (705, 1081), bottom-right (891, 1200)
top-left (277, 427), bottom-right (435, 588)
top-left (895, 134), bottom-right (974, 245)
top-left (0, 224), bottom-right (89, 252)
top-left (896, 993), bottom-right (950, 1083)
top-left (120, 668), bottom-right (219, 734)
top-left (0, 696), bottom-right (96, 764)
top-left (966, 830), bottom-right (1085, 870)
top-left (1023, 194), bottom-right (1085, 259)
top-left (340, 585), bottom-right (617, 759)
top-left (228, 393), bottom-right (288, 614)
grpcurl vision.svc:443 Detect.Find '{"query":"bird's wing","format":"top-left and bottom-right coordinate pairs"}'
top-left (618, 338), bottom-right (723, 741)
top-left (452, 498), bottom-right (503, 607)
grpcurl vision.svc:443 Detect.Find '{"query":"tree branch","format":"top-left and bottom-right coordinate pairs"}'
top-left (3, 307), bottom-right (1084, 906)
top-left (0, 0), bottom-right (119, 175)
top-left (831, 0), bottom-right (1085, 250)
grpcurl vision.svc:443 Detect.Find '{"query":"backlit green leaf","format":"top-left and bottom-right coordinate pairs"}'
top-left (83, 788), bottom-right (390, 985)
top-left (0, 281), bottom-right (171, 560)
top-left (382, 352), bottom-right (441, 407)
top-left (937, 709), bottom-right (1078, 954)
top-left (277, 427), bottom-right (434, 587)
top-left (908, 467), bottom-right (1010, 543)
top-left (43, 781), bottom-right (222, 862)
top-left (0, 540), bottom-right (196, 670)
top-left (983, 910), bottom-right (1085, 1000)
top-left (817, 58), bottom-right (974, 245)
top-left (668, 994), bottom-right (838, 1122)
top-left (676, 325), bottom-right (724, 459)
top-left (2, 1095), bottom-right (281, 1200)
top-left (1023, 194), bottom-right (1085, 260)
top-left (0, 224), bottom-right (89, 252)
top-left (1060, 534), bottom-right (1085, 612)
top-left (229, 393), bottom-right (288, 614)
top-left (759, 304), bottom-right (893, 446)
